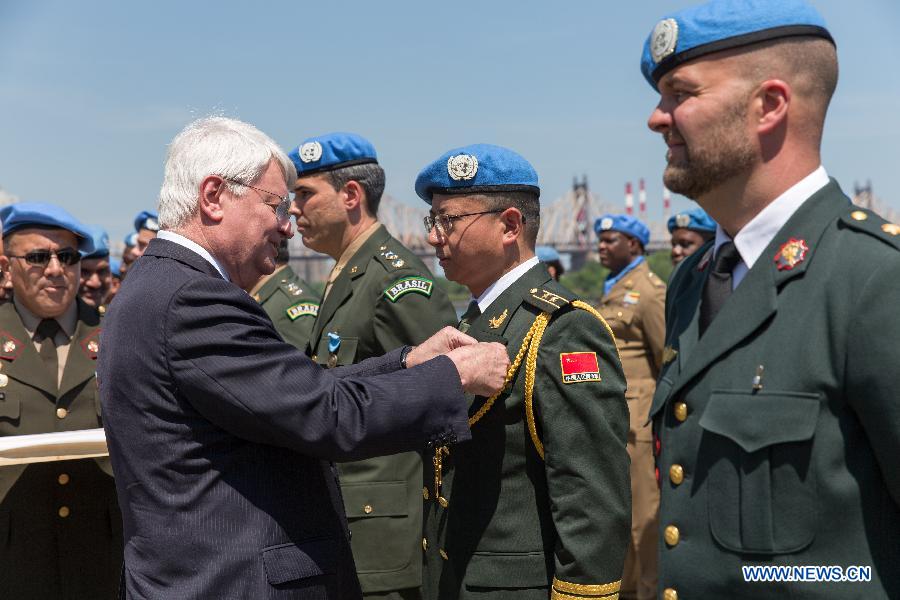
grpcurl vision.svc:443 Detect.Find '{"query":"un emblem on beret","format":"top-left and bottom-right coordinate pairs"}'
top-left (600, 217), bottom-right (614, 230)
top-left (447, 154), bottom-right (478, 181)
top-left (651, 18), bottom-right (679, 64)
top-left (299, 141), bottom-right (323, 163)
top-left (675, 213), bottom-right (691, 228)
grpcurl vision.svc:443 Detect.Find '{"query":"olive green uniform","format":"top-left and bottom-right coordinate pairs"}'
top-left (599, 259), bottom-right (665, 600)
top-left (423, 262), bottom-right (630, 600)
top-left (254, 264), bottom-right (319, 351)
top-left (309, 224), bottom-right (457, 597)
top-left (652, 182), bottom-right (900, 599)
top-left (0, 299), bottom-right (122, 600)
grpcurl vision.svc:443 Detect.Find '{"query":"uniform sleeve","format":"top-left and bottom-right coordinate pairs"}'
top-left (535, 307), bottom-right (630, 599)
top-left (165, 276), bottom-right (470, 462)
top-left (372, 267), bottom-right (458, 351)
top-left (641, 280), bottom-right (668, 375)
top-left (846, 256), bottom-right (900, 506)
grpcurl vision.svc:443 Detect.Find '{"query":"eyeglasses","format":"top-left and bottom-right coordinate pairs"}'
top-left (8, 248), bottom-right (81, 267)
top-left (223, 177), bottom-right (292, 224)
top-left (423, 209), bottom-right (506, 237)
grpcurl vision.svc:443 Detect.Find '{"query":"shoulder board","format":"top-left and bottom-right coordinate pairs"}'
top-left (0, 330), bottom-right (23, 361)
top-left (647, 269), bottom-right (666, 289)
top-left (524, 286), bottom-right (573, 314)
top-left (286, 301), bottom-right (319, 321)
top-left (279, 280), bottom-right (309, 298)
top-left (841, 209), bottom-right (900, 251)
top-left (373, 245), bottom-right (413, 271)
top-left (383, 276), bottom-right (434, 302)
top-left (79, 329), bottom-right (101, 359)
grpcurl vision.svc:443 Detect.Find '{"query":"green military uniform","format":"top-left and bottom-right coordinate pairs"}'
top-left (598, 259), bottom-right (665, 600)
top-left (309, 224), bottom-right (457, 597)
top-left (423, 261), bottom-right (630, 600)
top-left (652, 182), bottom-right (900, 599)
top-left (253, 264), bottom-right (319, 350)
top-left (0, 299), bottom-right (122, 599)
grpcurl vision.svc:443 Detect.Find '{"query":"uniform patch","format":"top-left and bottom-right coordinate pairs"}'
top-left (624, 291), bottom-right (641, 305)
top-left (384, 277), bottom-right (433, 302)
top-left (560, 352), bottom-right (601, 384)
top-left (79, 330), bottom-right (101, 359)
top-left (774, 238), bottom-right (809, 271)
top-left (488, 309), bottom-right (508, 329)
top-left (286, 302), bottom-right (319, 321)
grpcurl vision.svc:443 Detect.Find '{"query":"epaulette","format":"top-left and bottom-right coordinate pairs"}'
top-left (279, 279), bottom-right (308, 298)
top-left (79, 329), bottom-right (101, 359)
top-left (647, 269), bottom-right (666, 289)
top-left (0, 331), bottom-right (23, 362)
top-left (524, 286), bottom-right (572, 314)
top-left (373, 245), bottom-right (409, 270)
top-left (841, 209), bottom-right (900, 251)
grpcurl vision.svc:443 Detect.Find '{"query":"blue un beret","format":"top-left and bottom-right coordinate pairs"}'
top-left (641, 0), bottom-right (834, 90)
top-left (536, 246), bottom-right (561, 263)
top-left (415, 143), bottom-right (539, 204)
top-left (667, 208), bottom-right (717, 233)
top-left (0, 202), bottom-right (95, 254)
top-left (134, 210), bottom-right (159, 233)
top-left (595, 214), bottom-right (651, 247)
top-left (288, 132), bottom-right (378, 177)
top-left (110, 258), bottom-right (122, 278)
top-left (83, 224), bottom-right (110, 259)
top-left (124, 232), bottom-right (138, 247)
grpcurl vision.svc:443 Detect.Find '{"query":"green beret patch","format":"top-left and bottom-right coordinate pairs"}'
top-left (286, 302), bottom-right (319, 321)
top-left (384, 277), bottom-right (433, 302)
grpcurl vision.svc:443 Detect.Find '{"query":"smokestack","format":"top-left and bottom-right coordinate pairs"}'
top-left (663, 186), bottom-right (672, 220)
top-left (639, 178), bottom-right (647, 219)
top-left (625, 182), bottom-right (634, 216)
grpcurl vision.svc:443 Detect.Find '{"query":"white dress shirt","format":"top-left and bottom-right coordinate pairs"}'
top-left (158, 230), bottom-right (231, 281)
top-left (714, 165), bottom-right (829, 289)
top-left (474, 256), bottom-right (540, 313)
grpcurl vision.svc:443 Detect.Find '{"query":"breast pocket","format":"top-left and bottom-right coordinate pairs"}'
top-left (312, 336), bottom-right (359, 368)
top-left (698, 390), bottom-right (820, 554)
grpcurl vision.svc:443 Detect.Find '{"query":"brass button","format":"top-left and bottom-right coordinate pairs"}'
top-left (669, 464), bottom-right (684, 485)
top-left (58, 506), bottom-right (70, 518)
top-left (439, 548), bottom-right (449, 560)
top-left (663, 588), bottom-right (678, 600)
top-left (311, 354), bottom-right (318, 362)
top-left (616, 311), bottom-right (623, 318)
top-left (58, 473), bottom-right (70, 485)
top-left (664, 525), bottom-right (680, 547)
top-left (422, 537), bottom-right (428, 551)
top-left (363, 504), bottom-right (373, 515)
top-left (438, 496), bottom-right (448, 508)
top-left (423, 487), bottom-right (429, 500)
top-left (673, 402), bottom-right (688, 422)
top-left (56, 407), bottom-right (68, 419)
top-left (850, 210), bottom-right (868, 221)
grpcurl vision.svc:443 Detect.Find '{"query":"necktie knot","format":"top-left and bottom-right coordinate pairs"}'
top-left (458, 301), bottom-right (481, 333)
top-left (36, 319), bottom-right (62, 344)
top-left (713, 242), bottom-right (742, 274)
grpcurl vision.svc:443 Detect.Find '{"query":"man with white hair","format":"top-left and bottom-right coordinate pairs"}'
top-left (99, 116), bottom-right (509, 599)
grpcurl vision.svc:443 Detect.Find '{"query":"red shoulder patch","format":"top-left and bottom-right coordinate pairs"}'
top-left (0, 330), bottom-right (23, 362)
top-left (79, 329), bottom-right (101, 360)
top-left (560, 351), bottom-right (600, 384)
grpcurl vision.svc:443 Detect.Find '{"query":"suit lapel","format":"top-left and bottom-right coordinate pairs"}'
top-left (667, 181), bottom-right (849, 401)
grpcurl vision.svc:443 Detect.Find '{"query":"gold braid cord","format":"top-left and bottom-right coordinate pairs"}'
top-left (468, 312), bottom-right (550, 427)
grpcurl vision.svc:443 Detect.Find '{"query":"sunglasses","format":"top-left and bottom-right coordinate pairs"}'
top-left (8, 248), bottom-right (82, 267)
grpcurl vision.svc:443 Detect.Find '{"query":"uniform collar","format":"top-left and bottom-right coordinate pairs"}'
top-left (474, 256), bottom-right (540, 313)
top-left (250, 264), bottom-right (289, 298)
top-left (157, 230), bottom-right (231, 281)
top-left (326, 221), bottom-right (381, 285)
top-left (603, 255), bottom-right (645, 297)
top-left (14, 296), bottom-right (78, 341)
top-left (715, 165), bottom-right (829, 273)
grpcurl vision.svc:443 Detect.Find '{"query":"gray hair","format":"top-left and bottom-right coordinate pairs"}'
top-left (158, 116), bottom-right (297, 229)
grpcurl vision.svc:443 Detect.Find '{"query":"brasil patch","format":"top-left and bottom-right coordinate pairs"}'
top-left (384, 277), bottom-right (433, 303)
top-left (560, 351), bottom-right (601, 384)
top-left (286, 302), bottom-right (319, 321)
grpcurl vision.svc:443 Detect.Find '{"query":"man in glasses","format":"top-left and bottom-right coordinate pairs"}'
top-left (100, 116), bottom-right (509, 599)
top-left (288, 132), bottom-right (457, 600)
top-left (0, 202), bottom-right (122, 599)
top-left (79, 224), bottom-right (113, 313)
top-left (416, 144), bottom-right (630, 600)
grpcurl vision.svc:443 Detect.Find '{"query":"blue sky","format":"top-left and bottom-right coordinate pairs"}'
top-left (1, 1), bottom-right (898, 245)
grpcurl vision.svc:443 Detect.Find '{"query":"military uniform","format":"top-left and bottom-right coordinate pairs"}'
top-left (253, 264), bottom-right (319, 350)
top-left (423, 262), bottom-right (630, 600)
top-left (652, 182), bottom-right (900, 599)
top-left (309, 224), bottom-right (457, 597)
top-left (0, 299), bottom-right (122, 599)
top-left (599, 259), bottom-right (665, 600)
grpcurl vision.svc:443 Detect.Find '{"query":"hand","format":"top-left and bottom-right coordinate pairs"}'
top-left (446, 342), bottom-right (510, 397)
top-left (405, 327), bottom-right (477, 368)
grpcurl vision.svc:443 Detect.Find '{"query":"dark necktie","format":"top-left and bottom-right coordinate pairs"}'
top-left (458, 300), bottom-right (481, 334)
top-left (699, 242), bottom-right (742, 336)
top-left (36, 318), bottom-right (62, 395)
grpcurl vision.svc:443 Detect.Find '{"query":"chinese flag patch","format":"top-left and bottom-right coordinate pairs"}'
top-left (560, 352), bottom-right (601, 384)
